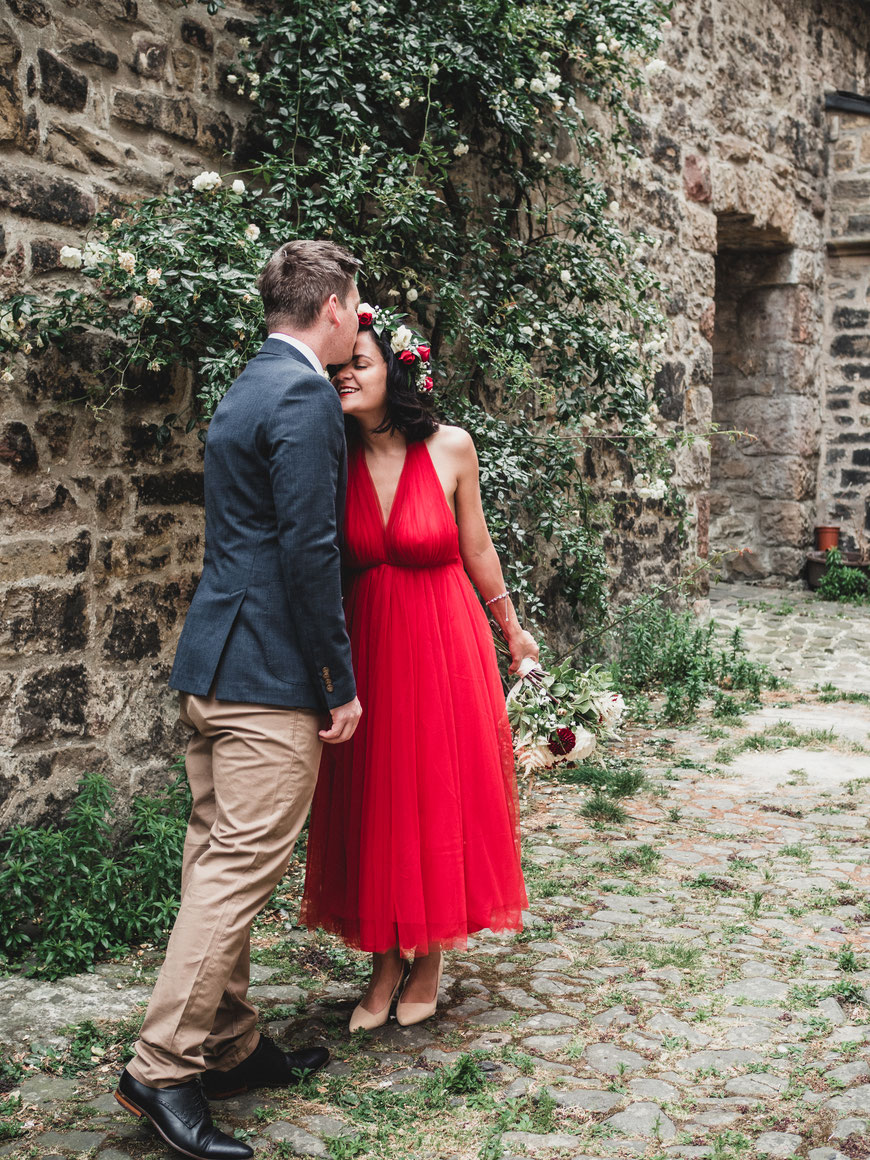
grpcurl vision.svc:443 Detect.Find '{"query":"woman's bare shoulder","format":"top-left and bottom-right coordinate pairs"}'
top-left (428, 423), bottom-right (475, 456)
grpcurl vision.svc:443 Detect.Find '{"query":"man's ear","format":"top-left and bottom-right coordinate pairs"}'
top-left (325, 293), bottom-right (341, 327)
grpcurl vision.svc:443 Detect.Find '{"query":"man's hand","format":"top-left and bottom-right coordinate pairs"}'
top-left (319, 696), bottom-right (362, 744)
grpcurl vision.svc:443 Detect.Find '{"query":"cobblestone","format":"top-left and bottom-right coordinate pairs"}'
top-left (3, 590), bottom-right (870, 1157)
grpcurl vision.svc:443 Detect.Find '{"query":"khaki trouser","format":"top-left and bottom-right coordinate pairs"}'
top-left (127, 693), bottom-right (323, 1087)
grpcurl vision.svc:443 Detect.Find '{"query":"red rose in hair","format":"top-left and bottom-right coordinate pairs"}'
top-left (422, 376), bottom-right (434, 392)
top-left (416, 344), bottom-right (431, 361)
top-left (398, 349), bottom-right (416, 364)
top-left (357, 311), bottom-right (374, 326)
top-left (548, 727), bottom-right (576, 756)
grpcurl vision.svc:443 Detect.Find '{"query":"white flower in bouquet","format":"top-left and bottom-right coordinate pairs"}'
top-left (515, 735), bottom-right (560, 775)
top-left (59, 246), bottom-right (83, 269)
top-left (192, 170), bottom-right (222, 192)
top-left (592, 691), bottom-right (625, 736)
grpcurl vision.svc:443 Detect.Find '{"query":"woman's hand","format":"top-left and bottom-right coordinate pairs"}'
top-left (507, 628), bottom-right (539, 675)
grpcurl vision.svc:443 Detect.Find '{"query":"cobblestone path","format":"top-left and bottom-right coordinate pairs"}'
top-left (2, 590), bottom-right (869, 1160)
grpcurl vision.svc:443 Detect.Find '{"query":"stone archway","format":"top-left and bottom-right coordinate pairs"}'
top-left (708, 211), bottom-right (822, 580)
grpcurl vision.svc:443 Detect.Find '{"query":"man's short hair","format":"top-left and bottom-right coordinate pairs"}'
top-left (258, 239), bottom-right (361, 330)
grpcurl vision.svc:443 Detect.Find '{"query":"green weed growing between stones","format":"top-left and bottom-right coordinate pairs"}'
top-left (0, 769), bottom-right (190, 979)
top-left (611, 610), bottom-right (777, 723)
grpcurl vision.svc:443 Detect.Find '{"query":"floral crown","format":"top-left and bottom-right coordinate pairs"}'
top-left (357, 302), bottom-right (433, 394)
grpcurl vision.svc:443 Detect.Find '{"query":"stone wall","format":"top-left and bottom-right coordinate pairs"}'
top-left (0, 0), bottom-right (258, 824)
top-left (818, 100), bottom-right (870, 552)
top-left (611, 0), bottom-right (870, 581)
top-left (3, 0), bottom-right (870, 826)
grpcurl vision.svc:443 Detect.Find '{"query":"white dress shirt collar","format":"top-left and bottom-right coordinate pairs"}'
top-left (267, 332), bottom-right (326, 377)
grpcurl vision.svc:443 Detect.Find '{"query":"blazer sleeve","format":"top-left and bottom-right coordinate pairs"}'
top-left (266, 374), bottom-right (356, 709)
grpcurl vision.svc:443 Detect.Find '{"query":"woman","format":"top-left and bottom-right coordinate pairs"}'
top-left (301, 303), bottom-right (538, 1030)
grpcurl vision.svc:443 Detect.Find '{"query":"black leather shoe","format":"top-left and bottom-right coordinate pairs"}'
top-left (115, 1068), bottom-right (253, 1160)
top-left (203, 1034), bottom-right (330, 1099)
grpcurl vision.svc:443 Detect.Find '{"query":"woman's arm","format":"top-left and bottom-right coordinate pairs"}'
top-left (446, 428), bottom-right (539, 674)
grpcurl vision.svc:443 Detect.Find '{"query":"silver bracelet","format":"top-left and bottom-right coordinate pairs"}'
top-left (485, 590), bottom-right (509, 607)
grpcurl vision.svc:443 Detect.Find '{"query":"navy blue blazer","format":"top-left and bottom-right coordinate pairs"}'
top-left (170, 339), bottom-right (356, 710)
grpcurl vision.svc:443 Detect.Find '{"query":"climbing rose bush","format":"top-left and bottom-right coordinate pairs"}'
top-left (0, 0), bottom-right (680, 631)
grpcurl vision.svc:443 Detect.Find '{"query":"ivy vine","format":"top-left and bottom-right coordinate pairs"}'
top-left (0, 0), bottom-right (681, 633)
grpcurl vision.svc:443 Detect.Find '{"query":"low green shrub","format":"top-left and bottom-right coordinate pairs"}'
top-left (0, 769), bottom-right (190, 980)
top-left (610, 602), bottom-right (778, 723)
top-left (817, 548), bottom-right (870, 604)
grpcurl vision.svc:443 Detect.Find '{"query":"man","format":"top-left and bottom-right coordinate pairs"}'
top-left (114, 240), bottom-right (364, 1160)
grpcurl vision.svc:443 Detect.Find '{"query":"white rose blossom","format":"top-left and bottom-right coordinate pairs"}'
top-left (192, 171), bottom-right (221, 192)
top-left (1, 369), bottom-right (13, 383)
top-left (244, 223), bottom-right (261, 241)
top-left (399, 97), bottom-right (410, 109)
top-left (117, 251), bottom-right (136, 275)
top-left (0, 312), bottom-right (16, 340)
top-left (391, 325), bottom-right (413, 352)
top-left (453, 142), bottom-right (469, 157)
top-left (529, 77), bottom-right (546, 94)
top-left (406, 288), bottom-right (419, 303)
top-left (131, 295), bottom-right (152, 315)
top-left (238, 37), bottom-right (250, 48)
top-left (560, 269), bottom-right (572, 284)
top-left (82, 241), bottom-right (109, 266)
top-left (59, 246), bottom-right (83, 269)
top-left (146, 267), bottom-right (162, 285)
top-left (226, 74), bottom-right (238, 85)
top-left (231, 179), bottom-right (245, 194)
top-left (514, 77), bottom-right (525, 89)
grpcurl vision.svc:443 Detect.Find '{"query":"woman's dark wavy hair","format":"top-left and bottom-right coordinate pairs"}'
top-left (344, 323), bottom-right (439, 445)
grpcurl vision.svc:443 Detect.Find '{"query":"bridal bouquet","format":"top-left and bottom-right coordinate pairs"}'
top-left (506, 659), bottom-right (625, 776)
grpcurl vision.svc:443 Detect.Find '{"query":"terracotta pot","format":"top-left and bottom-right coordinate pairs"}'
top-left (815, 526), bottom-right (840, 552)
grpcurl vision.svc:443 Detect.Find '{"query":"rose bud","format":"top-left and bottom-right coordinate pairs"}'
top-left (416, 344), bottom-right (431, 360)
top-left (357, 311), bottom-right (374, 326)
top-left (398, 349), bottom-right (416, 364)
top-left (423, 376), bottom-right (434, 391)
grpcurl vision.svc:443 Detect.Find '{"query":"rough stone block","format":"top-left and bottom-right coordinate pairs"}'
top-left (130, 34), bottom-right (168, 79)
top-left (11, 662), bottom-right (89, 743)
top-left (181, 18), bottom-right (213, 52)
top-left (65, 36), bottom-right (119, 71)
top-left (758, 501), bottom-right (811, 547)
top-left (0, 419), bottom-right (38, 470)
top-left (684, 153), bottom-right (712, 202)
top-left (832, 335), bottom-right (870, 359)
top-left (134, 469), bottom-right (204, 506)
top-left (4, 0), bottom-right (51, 26)
top-left (832, 307), bottom-right (870, 329)
top-left (112, 89), bottom-right (197, 142)
top-left (38, 49), bottom-right (88, 112)
top-left (0, 166), bottom-right (94, 224)
top-left (0, 583), bottom-right (88, 657)
top-left (30, 237), bottom-right (62, 272)
top-left (101, 578), bottom-right (188, 662)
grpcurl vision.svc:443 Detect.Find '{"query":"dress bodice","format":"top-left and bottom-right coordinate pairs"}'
top-left (343, 439), bottom-right (461, 570)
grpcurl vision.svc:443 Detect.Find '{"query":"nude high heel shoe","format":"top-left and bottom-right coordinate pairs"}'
top-left (349, 972), bottom-right (404, 1033)
top-left (396, 953), bottom-right (443, 1027)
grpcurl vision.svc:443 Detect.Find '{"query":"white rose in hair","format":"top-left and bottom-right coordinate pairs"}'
top-left (391, 325), bottom-right (413, 352)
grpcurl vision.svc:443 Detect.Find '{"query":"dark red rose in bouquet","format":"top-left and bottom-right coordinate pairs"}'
top-left (548, 727), bottom-right (577, 756)
top-left (422, 376), bottom-right (434, 392)
top-left (357, 311), bottom-right (374, 326)
top-left (398, 349), bottom-right (416, 364)
top-left (416, 344), bottom-right (431, 361)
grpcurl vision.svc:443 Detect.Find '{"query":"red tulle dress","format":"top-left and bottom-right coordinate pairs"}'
top-left (301, 438), bottom-right (527, 956)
